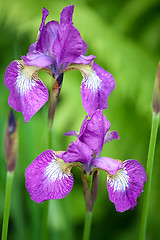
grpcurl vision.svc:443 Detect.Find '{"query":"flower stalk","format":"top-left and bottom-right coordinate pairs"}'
top-left (2, 111), bottom-right (17, 240)
top-left (139, 63), bottom-right (160, 240)
top-left (82, 170), bottom-right (99, 240)
top-left (1, 172), bottom-right (14, 240)
top-left (83, 212), bottom-right (93, 240)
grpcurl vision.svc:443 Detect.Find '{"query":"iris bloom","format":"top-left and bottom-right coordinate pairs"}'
top-left (4, 5), bottom-right (115, 123)
top-left (25, 110), bottom-right (146, 212)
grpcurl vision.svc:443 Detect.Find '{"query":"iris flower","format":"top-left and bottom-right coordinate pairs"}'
top-left (25, 110), bottom-right (146, 212)
top-left (4, 5), bottom-right (115, 122)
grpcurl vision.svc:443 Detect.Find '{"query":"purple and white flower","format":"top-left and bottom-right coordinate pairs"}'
top-left (4, 5), bottom-right (115, 122)
top-left (25, 109), bottom-right (146, 212)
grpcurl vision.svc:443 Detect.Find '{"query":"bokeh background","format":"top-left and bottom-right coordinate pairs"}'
top-left (0, 0), bottom-right (160, 239)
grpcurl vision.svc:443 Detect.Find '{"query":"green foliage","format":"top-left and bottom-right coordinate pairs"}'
top-left (0, 0), bottom-right (160, 239)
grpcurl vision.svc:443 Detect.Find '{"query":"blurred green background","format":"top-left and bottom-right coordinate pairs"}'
top-left (0, 0), bottom-right (160, 239)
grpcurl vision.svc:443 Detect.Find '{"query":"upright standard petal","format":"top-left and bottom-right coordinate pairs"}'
top-left (25, 150), bottom-right (74, 203)
top-left (62, 139), bottom-right (93, 166)
top-left (79, 109), bottom-right (111, 156)
top-left (60, 5), bottom-right (74, 24)
top-left (78, 62), bottom-right (115, 116)
top-left (107, 159), bottom-right (147, 212)
top-left (39, 7), bottom-right (49, 33)
top-left (40, 21), bottom-right (59, 58)
top-left (36, 7), bottom-right (49, 52)
top-left (52, 23), bottom-right (82, 74)
top-left (4, 60), bottom-right (49, 122)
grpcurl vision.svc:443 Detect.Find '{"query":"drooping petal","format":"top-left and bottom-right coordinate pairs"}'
top-left (74, 62), bottom-right (115, 116)
top-left (104, 131), bottom-right (120, 144)
top-left (107, 159), bottom-right (147, 212)
top-left (4, 60), bottom-right (49, 122)
top-left (60, 5), bottom-right (74, 24)
top-left (22, 55), bottom-right (54, 68)
top-left (25, 150), bottom-right (74, 203)
top-left (92, 157), bottom-right (123, 175)
top-left (62, 139), bottom-right (93, 166)
top-left (52, 23), bottom-right (82, 74)
top-left (79, 110), bottom-right (111, 156)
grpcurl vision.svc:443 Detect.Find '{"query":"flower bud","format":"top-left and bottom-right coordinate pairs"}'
top-left (152, 62), bottom-right (160, 115)
top-left (4, 110), bottom-right (18, 172)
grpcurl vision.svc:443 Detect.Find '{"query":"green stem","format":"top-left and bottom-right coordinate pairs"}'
top-left (139, 113), bottom-right (159, 240)
top-left (83, 211), bottom-right (93, 240)
top-left (1, 171), bottom-right (14, 240)
top-left (42, 201), bottom-right (49, 240)
top-left (86, 174), bottom-right (93, 190)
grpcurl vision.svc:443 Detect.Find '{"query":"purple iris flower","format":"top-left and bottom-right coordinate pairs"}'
top-left (4, 5), bottom-right (115, 123)
top-left (25, 109), bottom-right (147, 212)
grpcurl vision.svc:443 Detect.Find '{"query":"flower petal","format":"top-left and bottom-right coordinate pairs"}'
top-left (40, 21), bottom-right (59, 58)
top-left (104, 131), bottom-right (120, 144)
top-left (36, 7), bottom-right (49, 52)
top-left (73, 54), bottom-right (96, 65)
top-left (4, 60), bottom-right (49, 122)
top-left (22, 55), bottom-right (54, 68)
top-left (81, 40), bottom-right (88, 55)
top-left (107, 159), bottom-right (147, 212)
top-left (39, 7), bottom-right (49, 34)
top-left (52, 23), bottom-right (82, 73)
top-left (60, 5), bottom-right (74, 24)
top-left (92, 157), bottom-right (123, 175)
top-left (77, 62), bottom-right (115, 116)
top-left (62, 139), bottom-right (93, 166)
top-left (64, 131), bottom-right (79, 137)
top-left (79, 109), bottom-right (111, 156)
top-left (25, 150), bottom-right (74, 203)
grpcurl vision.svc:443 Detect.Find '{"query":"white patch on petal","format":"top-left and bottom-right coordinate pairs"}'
top-left (45, 157), bottom-right (71, 181)
top-left (108, 167), bottom-right (130, 192)
top-left (82, 67), bottom-right (102, 91)
top-left (66, 64), bottom-right (102, 92)
top-left (16, 61), bottom-right (39, 95)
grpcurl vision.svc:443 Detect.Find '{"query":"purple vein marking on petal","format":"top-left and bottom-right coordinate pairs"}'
top-left (80, 62), bottom-right (115, 116)
top-left (25, 150), bottom-right (74, 203)
top-left (5, 60), bottom-right (49, 122)
top-left (107, 159), bottom-right (147, 212)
